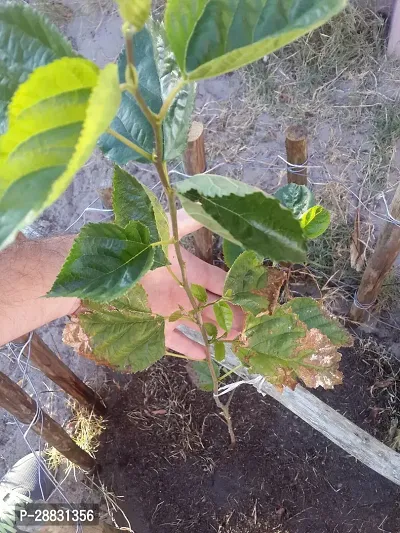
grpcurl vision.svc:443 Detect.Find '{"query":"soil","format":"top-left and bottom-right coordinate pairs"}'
top-left (97, 341), bottom-right (400, 533)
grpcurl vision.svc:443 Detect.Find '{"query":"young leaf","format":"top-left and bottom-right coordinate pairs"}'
top-left (0, 58), bottom-right (120, 250)
top-left (98, 25), bottom-right (195, 164)
top-left (300, 206), bottom-right (331, 239)
top-left (169, 310), bottom-right (183, 323)
top-left (214, 341), bottom-right (225, 362)
top-left (236, 307), bottom-right (343, 391)
top-left (204, 322), bottom-right (218, 339)
top-left (113, 166), bottom-right (169, 267)
top-left (49, 221), bottom-right (154, 301)
top-left (0, 3), bottom-right (75, 133)
top-left (186, 360), bottom-right (220, 392)
top-left (223, 251), bottom-right (286, 315)
top-left (191, 283), bottom-right (208, 303)
top-left (213, 301), bottom-right (233, 332)
top-left (281, 297), bottom-right (353, 347)
top-left (274, 184), bottom-right (315, 219)
top-left (165, 0), bottom-right (346, 80)
top-left (63, 284), bottom-right (165, 372)
top-left (116, 0), bottom-right (151, 30)
top-left (176, 174), bottom-right (307, 263)
top-left (223, 239), bottom-right (245, 268)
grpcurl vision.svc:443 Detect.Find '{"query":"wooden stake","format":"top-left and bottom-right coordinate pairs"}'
top-left (285, 125), bottom-right (308, 185)
top-left (16, 334), bottom-right (106, 416)
top-left (350, 182), bottom-right (400, 323)
top-left (184, 121), bottom-right (213, 264)
top-left (0, 371), bottom-right (95, 471)
top-left (388, 0), bottom-right (400, 57)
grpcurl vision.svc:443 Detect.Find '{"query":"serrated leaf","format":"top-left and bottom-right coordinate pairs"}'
top-left (186, 360), bottom-right (220, 392)
top-left (300, 206), bottom-right (330, 239)
top-left (223, 239), bottom-right (245, 268)
top-left (214, 341), bottom-right (225, 362)
top-left (0, 58), bottom-right (120, 250)
top-left (213, 301), bottom-right (233, 332)
top-left (176, 174), bottom-right (307, 263)
top-left (0, 3), bottom-right (75, 133)
top-left (165, 0), bottom-right (346, 81)
top-left (236, 307), bottom-right (343, 390)
top-left (281, 297), bottom-right (353, 347)
top-left (204, 322), bottom-right (218, 339)
top-left (63, 284), bottom-right (165, 372)
top-left (49, 221), bottom-right (154, 301)
top-left (99, 24), bottom-right (195, 164)
top-left (113, 166), bottom-right (169, 268)
top-left (191, 283), bottom-right (208, 303)
top-left (116, 0), bottom-right (151, 30)
top-left (274, 184), bottom-right (315, 218)
top-left (224, 251), bottom-right (287, 315)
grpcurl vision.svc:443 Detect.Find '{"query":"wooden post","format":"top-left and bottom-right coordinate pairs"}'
top-left (388, 0), bottom-right (400, 57)
top-left (184, 121), bottom-right (213, 264)
top-left (350, 183), bottom-right (400, 323)
top-left (285, 125), bottom-right (308, 185)
top-left (0, 371), bottom-right (95, 471)
top-left (15, 334), bottom-right (106, 416)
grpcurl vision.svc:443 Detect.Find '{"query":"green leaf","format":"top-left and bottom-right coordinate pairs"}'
top-left (176, 174), bottom-right (307, 263)
top-left (213, 301), bottom-right (233, 332)
top-left (116, 0), bottom-right (151, 30)
top-left (0, 3), bottom-right (75, 133)
top-left (204, 322), bottom-right (218, 339)
top-left (281, 297), bottom-right (352, 347)
top-left (214, 341), bottom-right (225, 362)
top-left (169, 310), bottom-right (184, 322)
top-left (99, 24), bottom-right (195, 164)
top-left (224, 251), bottom-right (268, 315)
top-left (165, 0), bottom-right (346, 81)
top-left (191, 283), bottom-right (208, 303)
top-left (235, 307), bottom-right (343, 390)
top-left (113, 166), bottom-right (169, 268)
top-left (0, 58), bottom-right (121, 250)
top-left (186, 360), bottom-right (220, 392)
top-left (300, 206), bottom-right (331, 239)
top-left (274, 184), bottom-right (315, 218)
top-left (223, 239), bottom-right (245, 268)
top-left (49, 221), bottom-right (154, 301)
top-left (63, 284), bottom-right (165, 372)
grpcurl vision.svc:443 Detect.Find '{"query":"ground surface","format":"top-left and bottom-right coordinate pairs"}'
top-left (1, 1), bottom-right (400, 531)
top-left (97, 348), bottom-right (400, 533)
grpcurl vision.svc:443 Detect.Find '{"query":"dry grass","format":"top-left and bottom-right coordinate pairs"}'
top-left (46, 400), bottom-right (106, 472)
top-left (74, 0), bottom-right (116, 17)
top-left (30, 0), bottom-right (74, 25)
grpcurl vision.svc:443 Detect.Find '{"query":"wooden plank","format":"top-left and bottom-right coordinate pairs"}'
top-left (184, 121), bottom-right (213, 264)
top-left (285, 125), bottom-right (308, 185)
top-left (350, 182), bottom-right (400, 322)
top-left (0, 371), bottom-right (95, 471)
top-left (180, 325), bottom-right (400, 487)
top-left (15, 333), bottom-right (106, 416)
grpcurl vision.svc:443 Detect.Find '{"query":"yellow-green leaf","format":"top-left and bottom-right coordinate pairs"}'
top-left (117, 0), bottom-right (151, 31)
top-left (300, 205), bottom-right (331, 239)
top-left (0, 57), bottom-right (120, 250)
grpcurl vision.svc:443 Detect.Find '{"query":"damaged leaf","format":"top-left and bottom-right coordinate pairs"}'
top-left (235, 307), bottom-right (343, 390)
top-left (281, 297), bottom-right (352, 347)
top-left (63, 284), bottom-right (165, 372)
top-left (223, 251), bottom-right (286, 315)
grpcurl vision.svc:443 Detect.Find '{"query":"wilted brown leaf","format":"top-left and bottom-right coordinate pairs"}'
top-left (254, 267), bottom-right (287, 315)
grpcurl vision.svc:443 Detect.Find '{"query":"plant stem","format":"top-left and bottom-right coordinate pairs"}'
top-left (107, 128), bottom-right (153, 162)
top-left (158, 79), bottom-right (187, 121)
top-left (123, 32), bottom-right (236, 446)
